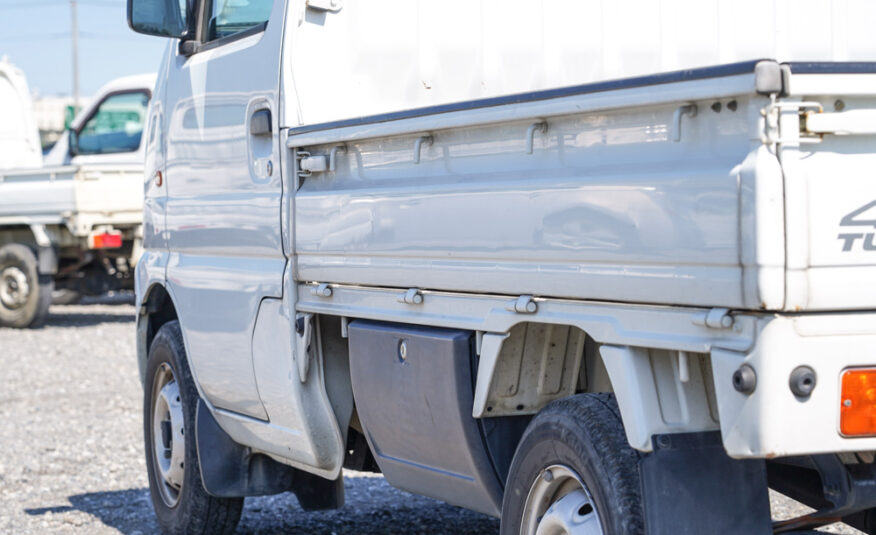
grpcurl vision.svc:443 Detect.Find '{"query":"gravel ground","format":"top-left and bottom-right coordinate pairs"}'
top-left (0, 298), bottom-right (865, 534)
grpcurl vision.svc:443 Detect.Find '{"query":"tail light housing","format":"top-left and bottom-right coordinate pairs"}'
top-left (88, 230), bottom-right (123, 250)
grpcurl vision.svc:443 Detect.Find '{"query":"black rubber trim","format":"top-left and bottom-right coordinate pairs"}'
top-left (287, 59), bottom-right (768, 136)
top-left (785, 62), bottom-right (876, 74)
top-left (197, 21), bottom-right (268, 53)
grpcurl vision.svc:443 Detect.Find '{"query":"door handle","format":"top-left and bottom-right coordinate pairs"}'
top-left (250, 109), bottom-right (272, 136)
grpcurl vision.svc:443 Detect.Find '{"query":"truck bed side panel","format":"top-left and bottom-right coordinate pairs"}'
top-left (0, 169), bottom-right (76, 224)
top-left (295, 100), bottom-right (754, 307)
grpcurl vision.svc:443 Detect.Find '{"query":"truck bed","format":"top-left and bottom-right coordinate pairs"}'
top-left (0, 163), bottom-right (144, 233)
top-left (289, 60), bottom-right (876, 313)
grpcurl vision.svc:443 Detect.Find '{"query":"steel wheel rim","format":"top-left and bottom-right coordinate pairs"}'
top-left (520, 464), bottom-right (604, 535)
top-left (150, 362), bottom-right (185, 508)
top-left (0, 266), bottom-right (29, 309)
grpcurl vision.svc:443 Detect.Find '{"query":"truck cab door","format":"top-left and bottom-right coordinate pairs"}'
top-left (163, 0), bottom-right (285, 420)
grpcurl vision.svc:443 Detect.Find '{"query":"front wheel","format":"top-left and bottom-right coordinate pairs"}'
top-left (144, 320), bottom-right (243, 534)
top-left (501, 393), bottom-right (644, 535)
top-left (0, 243), bottom-right (52, 328)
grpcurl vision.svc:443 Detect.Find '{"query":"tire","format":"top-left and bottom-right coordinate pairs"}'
top-left (144, 320), bottom-right (243, 535)
top-left (52, 289), bottom-right (82, 306)
top-left (0, 243), bottom-right (52, 328)
top-left (500, 393), bottom-right (644, 535)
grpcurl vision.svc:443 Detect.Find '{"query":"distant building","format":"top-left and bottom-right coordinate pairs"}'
top-left (31, 95), bottom-right (91, 150)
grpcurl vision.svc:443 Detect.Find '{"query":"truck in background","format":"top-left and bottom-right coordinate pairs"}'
top-left (0, 57), bottom-right (41, 170)
top-left (0, 74), bottom-right (155, 328)
top-left (129, 1), bottom-right (876, 534)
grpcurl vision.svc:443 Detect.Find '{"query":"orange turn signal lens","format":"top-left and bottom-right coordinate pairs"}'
top-left (840, 368), bottom-right (876, 437)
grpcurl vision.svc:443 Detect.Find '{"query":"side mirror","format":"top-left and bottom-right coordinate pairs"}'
top-left (127, 0), bottom-right (190, 39)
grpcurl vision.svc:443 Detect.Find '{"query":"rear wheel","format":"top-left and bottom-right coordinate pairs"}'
top-left (0, 243), bottom-right (52, 328)
top-left (501, 393), bottom-right (644, 535)
top-left (144, 320), bottom-right (243, 535)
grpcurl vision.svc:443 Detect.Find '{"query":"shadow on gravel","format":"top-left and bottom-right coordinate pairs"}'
top-left (24, 488), bottom-right (158, 534)
top-left (79, 293), bottom-right (137, 307)
top-left (23, 479), bottom-right (500, 535)
top-left (42, 311), bottom-right (134, 328)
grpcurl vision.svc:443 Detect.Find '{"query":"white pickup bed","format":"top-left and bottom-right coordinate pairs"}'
top-left (290, 61), bottom-right (876, 313)
top-left (0, 163), bottom-right (143, 234)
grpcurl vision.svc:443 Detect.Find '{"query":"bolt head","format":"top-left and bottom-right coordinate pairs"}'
top-left (543, 469), bottom-right (553, 482)
top-left (789, 366), bottom-right (817, 398)
top-left (733, 364), bottom-right (757, 395)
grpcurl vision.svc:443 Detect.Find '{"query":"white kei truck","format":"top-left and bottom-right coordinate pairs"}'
top-left (0, 57), bottom-right (42, 171)
top-left (0, 74), bottom-right (155, 328)
top-left (129, 1), bottom-right (876, 534)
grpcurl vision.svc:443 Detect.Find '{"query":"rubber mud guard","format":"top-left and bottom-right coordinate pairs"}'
top-left (641, 431), bottom-right (771, 535)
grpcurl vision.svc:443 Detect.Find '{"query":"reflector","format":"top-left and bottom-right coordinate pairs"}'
top-left (841, 368), bottom-right (876, 437)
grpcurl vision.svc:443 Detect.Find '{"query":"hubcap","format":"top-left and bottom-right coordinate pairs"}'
top-left (0, 267), bottom-right (29, 309)
top-left (150, 363), bottom-right (185, 507)
top-left (521, 465), bottom-right (603, 535)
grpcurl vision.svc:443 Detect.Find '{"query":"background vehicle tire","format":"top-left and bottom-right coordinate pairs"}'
top-left (144, 320), bottom-right (243, 535)
top-left (0, 243), bottom-right (52, 328)
top-left (51, 289), bottom-right (82, 306)
top-left (500, 393), bottom-right (644, 535)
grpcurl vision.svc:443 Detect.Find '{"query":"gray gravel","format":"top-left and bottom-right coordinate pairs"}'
top-left (0, 299), bottom-right (864, 534)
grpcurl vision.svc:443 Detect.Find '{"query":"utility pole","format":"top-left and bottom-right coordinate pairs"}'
top-left (71, 0), bottom-right (79, 113)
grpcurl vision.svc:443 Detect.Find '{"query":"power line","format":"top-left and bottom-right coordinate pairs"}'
top-left (0, 31), bottom-right (140, 42)
top-left (0, 32), bottom-right (71, 42)
top-left (0, 0), bottom-right (124, 7)
top-left (0, 0), bottom-right (68, 7)
top-left (71, 0), bottom-right (79, 111)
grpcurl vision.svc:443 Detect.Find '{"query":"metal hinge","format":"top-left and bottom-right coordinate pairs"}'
top-left (397, 288), bottom-right (424, 305)
top-left (297, 151), bottom-right (328, 177)
top-left (506, 295), bottom-right (537, 314)
top-left (691, 308), bottom-right (734, 329)
top-left (760, 101), bottom-right (825, 145)
top-left (306, 0), bottom-right (343, 12)
top-left (804, 109), bottom-right (876, 136)
top-left (310, 283), bottom-right (333, 298)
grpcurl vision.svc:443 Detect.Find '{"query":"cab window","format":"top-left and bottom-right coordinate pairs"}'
top-left (75, 91), bottom-right (150, 155)
top-left (205, 0), bottom-right (273, 41)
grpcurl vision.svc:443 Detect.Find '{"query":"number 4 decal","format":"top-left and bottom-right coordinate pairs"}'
top-left (839, 201), bottom-right (876, 251)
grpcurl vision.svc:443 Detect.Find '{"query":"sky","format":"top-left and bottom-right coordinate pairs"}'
top-left (0, 0), bottom-right (167, 98)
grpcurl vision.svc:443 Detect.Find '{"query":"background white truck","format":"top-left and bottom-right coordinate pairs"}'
top-left (0, 74), bottom-right (154, 328)
top-left (0, 57), bottom-right (41, 170)
top-left (130, 1), bottom-right (876, 534)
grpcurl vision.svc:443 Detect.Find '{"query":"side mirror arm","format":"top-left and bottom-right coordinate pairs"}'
top-left (68, 130), bottom-right (79, 156)
top-left (178, 30), bottom-right (200, 57)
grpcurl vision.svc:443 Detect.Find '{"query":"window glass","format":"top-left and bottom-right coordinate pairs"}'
top-left (76, 91), bottom-right (150, 155)
top-left (206, 0), bottom-right (272, 41)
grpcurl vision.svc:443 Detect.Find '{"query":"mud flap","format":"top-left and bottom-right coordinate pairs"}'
top-left (195, 400), bottom-right (296, 497)
top-left (641, 431), bottom-right (772, 535)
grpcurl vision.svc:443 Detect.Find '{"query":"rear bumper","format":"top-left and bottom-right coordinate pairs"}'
top-left (712, 311), bottom-right (876, 458)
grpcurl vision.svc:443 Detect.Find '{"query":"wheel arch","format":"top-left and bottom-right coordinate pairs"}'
top-left (137, 282), bottom-right (178, 385)
top-left (473, 321), bottom-right (611, 419)
top-left (474, 320), bottom-right (722, 455)
top-left (0, 224), bottom-right (57, 275)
